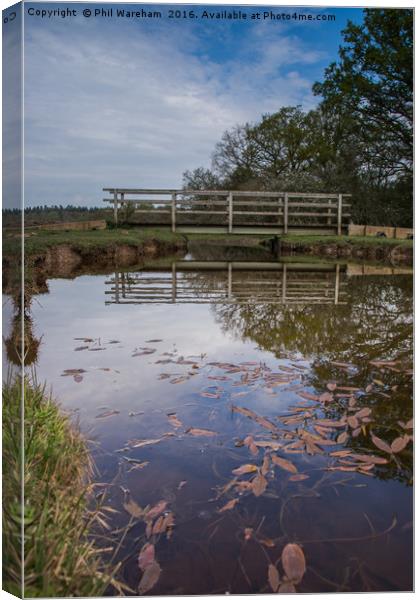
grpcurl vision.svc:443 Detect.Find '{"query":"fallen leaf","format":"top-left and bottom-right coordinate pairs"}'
top-left (167, 413), bottom-right (182, 428)
top-left (271, 455), bottom-right (298, 474)
top-left (371, 433), bottom-right (393, 454)
top-left (218, 498), bottom-right (239, 512)
top-left (289, 474), bottom-right (309, 482)
top-left (138, 543), bottom-right (155, 571)
top-left (96, 409), bottom-right (120, 419)
top-left (251, 472), bottom-right (267, 497)
top-left (337, 431), bottom-right (349, 444)
top-left (327, 382), bottom-right (337, 392)
top-left (244, 435), bottom-right (259, 456)
top-left (123, 498), bottom-right (144, 519)
top-left (278, 581), bottom-right (296, 593)
top-left (268, 564), bottom-right (281, 592)
top-left (391, 436), bottom-right (410, 454)
top-left (232, 464), bottom-right (258, 476)
top-left (281, 543), bottom-right (306, 583)
top-left (177, 480), bottom-right (187, 490)
top-left (145, 500), bottom-right (168, 522)
top-left (138, 560), bottom-right (161, 594)
top-left (185, 427), bottom-right (217, 437)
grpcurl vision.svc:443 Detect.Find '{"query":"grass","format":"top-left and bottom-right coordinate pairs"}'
top-left (2, 376), bottom-right (124, 597)
top-left (280, 234), bottom-right (413, 248)
top-left (3, 226), bottom-right (185, 258)
top-left (2, 226), bottom-right (412, 261)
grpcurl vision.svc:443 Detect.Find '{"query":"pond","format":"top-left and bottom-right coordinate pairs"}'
top-left (9, 254), bottom-right (413, 594)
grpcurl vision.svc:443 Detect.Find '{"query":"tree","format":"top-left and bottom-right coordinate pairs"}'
top-left (313, 8), bottom-right (413, 215)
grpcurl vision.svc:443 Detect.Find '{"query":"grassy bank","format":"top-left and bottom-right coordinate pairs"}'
top-left (3, 226), bottom-right (186, 258)
top-left (2, 226), bottom-right (413, 266)
top-left (2, 377), bottom-right (121, 597)
top-left (280, 233), bottom-right (413, 248)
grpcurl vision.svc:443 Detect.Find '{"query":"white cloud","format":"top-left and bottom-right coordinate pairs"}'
top-left (24, 17), bottom-right (322, 206)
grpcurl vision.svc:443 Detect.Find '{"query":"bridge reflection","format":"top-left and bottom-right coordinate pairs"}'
top-left (104, 261), bottom-right (348, 305)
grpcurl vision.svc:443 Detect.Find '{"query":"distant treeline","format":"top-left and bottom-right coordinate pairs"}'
top-left (183, 9), bottom-right (413, 227)
top-left (3, 205), bottom-right (110, 228)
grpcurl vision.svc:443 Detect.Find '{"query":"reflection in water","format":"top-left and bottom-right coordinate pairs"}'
top-left (105, 261), bottom-right (347, 305)
top-left (7, 257), bottom-right (413, 594)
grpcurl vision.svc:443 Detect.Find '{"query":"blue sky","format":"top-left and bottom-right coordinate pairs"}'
top-left (18, 2), bottom-right (365, 207)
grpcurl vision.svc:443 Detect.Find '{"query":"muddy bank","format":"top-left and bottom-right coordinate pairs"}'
top-left (277, 238), bottom-right (413, 266)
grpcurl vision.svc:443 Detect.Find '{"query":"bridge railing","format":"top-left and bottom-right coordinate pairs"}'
top-left (103, 188), bottom-right (352, 234)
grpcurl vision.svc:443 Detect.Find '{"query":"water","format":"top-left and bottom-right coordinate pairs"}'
top-left (8, 256), bottom-right (413, 594)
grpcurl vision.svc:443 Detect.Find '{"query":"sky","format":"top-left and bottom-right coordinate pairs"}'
top-left (6, 2), bottom-right (365, 207)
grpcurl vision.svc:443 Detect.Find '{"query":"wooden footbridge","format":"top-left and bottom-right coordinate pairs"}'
top-left (103, 188), bottom-right (352, 235)
top-left (105, 261), bottom-right (347, 306)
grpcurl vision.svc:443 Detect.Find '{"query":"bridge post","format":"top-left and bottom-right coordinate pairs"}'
top-left (284, 193), bottom-right (289, 234)
top-left (337, 193), bottom-right (343, 235)
top-left (228, 192), bottom-right (233, 233)
top-left (113, 189), bottom-right (118, 225)
top-left (171, 193), bottom-right (176, 232)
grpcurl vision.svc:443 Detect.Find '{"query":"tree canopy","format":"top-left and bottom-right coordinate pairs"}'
top-left (183, 9), bottom-right (413, 227)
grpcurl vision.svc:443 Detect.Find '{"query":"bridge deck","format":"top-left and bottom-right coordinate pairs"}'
top-left (103, 188), bottom-right (351, 235)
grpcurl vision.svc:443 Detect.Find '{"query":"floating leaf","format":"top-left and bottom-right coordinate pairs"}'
top-left (185, 427), bottom-right (217, 437)
top-left (371, 434), bottom-right (393, 454)
top-left (355, 407), bottom-right (372, 419)
top-left (177, 480), bottom-right (187, 490)
top-left (271, 455), bottom-right (298, 474)
top-left (268, 564), bottom-right (280, 592)
top-left (232, 464), bottom-right (258, 476)
top-left (96, 409), bottom-right (119, 419)
top-left (170, 376), bottom-right (189, 384)
top-left (251, 472), bottom-right (267, 497)
top-left (327, 382), bottom-right (337, 392)
top-left (337, 431), bottom-right (349, 444)
top-left (289, 474), bottom-right (309, 482)
top-left (391, 436), bottom-right (410, 454)
top-left (278, 581), bottom-right (296, 593)
top-left (244, 435), bottom-right (259, 456)
top-left (261, 454), bottom-right (271, 476)
top-left (138, 543), bottom-right (155, 571)
top-left (123, 498), bottom-right (144, 519)
top-left (347, 416), bottom-right (359, 429)
top-left (138, 560), bottom-right (161, 594)
top-left (319, 392), bottom-right (334, 403)
top-left (145, 500), bottom-right (168, 522)
top-left (281, 543), bottom-right (306, 583)
top-left (167, 413), bottom-right (182, 428)
top-left (218, 498), bottom-right (239, 512)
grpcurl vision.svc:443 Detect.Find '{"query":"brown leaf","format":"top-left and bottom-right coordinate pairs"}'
top-left (251, 472), bottom-right (267, 497)
top-left (281, 543), bottom-right (306, 584)
top-left (371, 434), bottom-right (393, 454)
top-left (261, 454), bottom-right (271, 476)
top-left (327, 382), bottom-right (337, 392)
top-left (268, 564), bottom-right (281, 592)
top-left (278, 581), bottom-right (296, 593)
top-left (218, 498), bottom-right (239, 512)
top-left (96, 409), bottom-right (120, 419)
top-left (354, 407), bottom-right (372, 419)
top-left (272, 455), bottom-right (298, 474)
top-left (297, 391), bottom-right (319, 402)
top-left (145, 500), bottom-right (168, 521)
top-left (337, 431), bottom-right (349, 444)
top-left (232, 464), bottom-right (258, 476)
top-left (289, 474), bottom-right (309, 482)
top-left (167, 413), bottom-right (182, 428)
top-left (244, 435), bottom-right (259, 456)
top-left (347, 416), bottom-right (359, 429)
top-left (138, 543), bottom-right (155, 571)
top-left (391, 436), bottom-right (410, 454)
top-left (319, 392), bottom-right (334, 403)
top-left (123, 498), bottom-right (144, 519)
top-left (185, 427), bottom-right (217, 437)
top-left (138, 560), bottom-right (161, 594)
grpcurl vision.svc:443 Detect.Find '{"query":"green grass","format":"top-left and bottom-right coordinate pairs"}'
top-left (2, 226), bottom-right (412, 261)
top-left (281, 234), bottom-right (413, 248)
top-left (3, 226), bottom-right (185, 258)
top-left (2, 376), bottom-right (124, 597)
